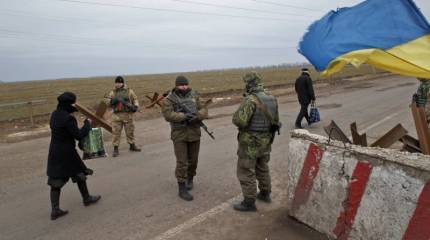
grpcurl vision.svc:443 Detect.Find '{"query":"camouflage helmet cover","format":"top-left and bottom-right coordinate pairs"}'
top-left (242, 71), bottom-right (262, 86)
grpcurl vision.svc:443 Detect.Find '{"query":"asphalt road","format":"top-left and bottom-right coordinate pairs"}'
top-left (0, 75), bottom-right (419, 240)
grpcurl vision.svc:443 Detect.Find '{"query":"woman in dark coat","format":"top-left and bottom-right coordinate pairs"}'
top-left (47, 92), bottom-right (101, 220)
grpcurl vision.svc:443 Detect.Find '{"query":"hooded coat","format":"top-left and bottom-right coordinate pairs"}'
top-left (47, 92), bottom-right (91, 178)
top-left (295, 72), bottom-right (316, 105)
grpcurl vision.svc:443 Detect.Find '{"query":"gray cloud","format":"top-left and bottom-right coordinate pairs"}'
top-left (0, 0), bottom-right (428, 81)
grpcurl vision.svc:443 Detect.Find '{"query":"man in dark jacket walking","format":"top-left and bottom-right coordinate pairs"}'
top-left (47, 92), bottom-right (101, 220)
top-left (295, 68), bottom-right (316, 129)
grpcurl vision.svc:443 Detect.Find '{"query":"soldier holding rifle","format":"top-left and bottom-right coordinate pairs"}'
top-left (106, 76), bottom-right (141, 157)
top-left (162, 76), bottom-right (211, 201)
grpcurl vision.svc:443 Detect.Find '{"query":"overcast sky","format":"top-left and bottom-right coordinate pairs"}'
top-left (0, 0), bottom-right (429, 82)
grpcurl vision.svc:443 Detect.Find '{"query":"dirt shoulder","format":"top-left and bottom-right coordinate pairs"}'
top-left (0, 73), bottom-right (392, 143)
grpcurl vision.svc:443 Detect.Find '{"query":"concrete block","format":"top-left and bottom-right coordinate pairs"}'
top-left (287, 129), bottom-right (430, 240)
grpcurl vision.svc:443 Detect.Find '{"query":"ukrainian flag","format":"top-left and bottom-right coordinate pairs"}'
top-left (299, 0), bottom-right (430, 78)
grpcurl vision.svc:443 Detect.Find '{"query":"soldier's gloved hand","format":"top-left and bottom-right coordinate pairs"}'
top-left (184, 113), bottom-right (194, 120)
top-left (130, 105), bottom-right (138, 113)
top-left (185, 113), bottom-right (199, 123)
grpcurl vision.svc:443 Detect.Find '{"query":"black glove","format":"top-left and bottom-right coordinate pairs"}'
top-left (130, 105), bottom-right (138, 113)
top-left (83, 118), bottom-right (91, 127)
top-left (270, 122), bottom-right (282, 135)
top-left (84, 118), bottom-right (91, 126)
top-left (83, 118), bottom-right (91, 129)
top-left (78, 140), bottom-right (84, 150)
top-left (84, 168), bottom-right (94, 176)
top-left (185, 113), bottom-right (199, 124)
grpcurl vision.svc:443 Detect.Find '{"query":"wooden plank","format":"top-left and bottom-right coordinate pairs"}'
top-left (95, 101), bottom-right (108, 118)
top-left (400, 135), bottom-right (421, 153)
top-left (370, 124), bottom-right (407, 148)
top-left (411, 104), bottom-right (430, 155)
top-left (350, 122), bottom-right (368, 146)
top-left (74, 102), bottom-right (112, 133)
top-left (324, 120), bottom-right (352, 144)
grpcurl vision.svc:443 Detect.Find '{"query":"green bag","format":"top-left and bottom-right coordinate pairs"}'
top-left (81, 128), bottom-right (107, 160)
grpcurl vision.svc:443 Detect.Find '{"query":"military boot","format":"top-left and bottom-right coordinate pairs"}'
top-left (77, 181), bottom-right (101, 206)
top-left (178, 182), bottom-right (193, 201)
top-left (257, 191), bottom-right (272, 203)
top-left (186, 176), bottom-right (194, 191)
top-left (50, 188), bottom-right (68, 220)
top-left (233, 197), bottom-right (257, 212)
top-left (129, 143), bottom-right (141, 152)
top-left (113, 146), bottom-right (119, 157)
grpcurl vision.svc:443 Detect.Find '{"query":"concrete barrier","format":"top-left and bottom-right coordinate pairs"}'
top-left (287, 129), bottom-right (430, 240)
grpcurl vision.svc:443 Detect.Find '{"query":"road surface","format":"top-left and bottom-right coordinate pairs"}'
top-left (0, 75), bottom-right (419, 240)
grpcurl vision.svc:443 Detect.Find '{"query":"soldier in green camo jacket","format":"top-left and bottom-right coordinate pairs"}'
top-left (232, 72), bottom-right (280, 212)
top-left (162, 76), bottom-right (208, 201)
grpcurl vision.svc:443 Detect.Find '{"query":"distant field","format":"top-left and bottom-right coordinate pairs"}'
top-left (0, 64), bottom-right (382, 121)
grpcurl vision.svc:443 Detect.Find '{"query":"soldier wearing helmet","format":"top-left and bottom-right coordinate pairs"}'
top-left (232, 72), bottom-right (280, 212)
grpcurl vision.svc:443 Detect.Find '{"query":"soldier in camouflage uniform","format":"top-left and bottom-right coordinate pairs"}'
top-left (162, 76), bottom-right (208, 201)
top-left (107, 76), bottom-right (141, 157)
top-left (232, 72), bottom-right (280, 212)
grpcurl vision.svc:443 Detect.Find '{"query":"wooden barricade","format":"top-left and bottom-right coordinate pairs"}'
top-left (410, 104), bottom-right (430, 155)
top-left (74, 102), bottom-right (112, 133)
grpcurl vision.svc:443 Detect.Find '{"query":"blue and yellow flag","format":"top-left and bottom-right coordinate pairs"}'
top-left (299, 0), bottom-right (430, 78)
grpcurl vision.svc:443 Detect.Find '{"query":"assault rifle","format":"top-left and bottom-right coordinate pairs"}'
top-left (270, 122), bottom-right (282, 143)
top-left (176, 103), bottom-right (215, 140)
top-left (104, 96), bottom-right (140, 113)
top-left (162, 91), bottom-right (215, 140)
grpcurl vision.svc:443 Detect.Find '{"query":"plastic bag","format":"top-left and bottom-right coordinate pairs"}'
top-left (309, 102), bottom-right (321, 123)
top-left (81, 128), bottom-right (107, 160)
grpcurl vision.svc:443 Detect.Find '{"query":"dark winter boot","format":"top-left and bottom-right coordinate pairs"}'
top-left (113, 146), bottom-right (119, 157)
top-left (50, 188), bottom-right (68, 220)
top-left (129, 143), bottom-right (141, 152)
top-left (186, 176), bottom-right (194, 191)
top-left (257, 191), bottom-right (272, 203)
top-left (233, 197), bottom-right (257, 212)
top-left (77, 181), bottom-right (101, 206)
top-left (178, 182), bottom-right (193, 201)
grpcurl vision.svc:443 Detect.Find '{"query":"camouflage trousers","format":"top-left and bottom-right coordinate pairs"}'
top-left (236, 143), bottom-right (272, 199)
top-left (173, 140), bottom-right (200, 183)
top-left (112, 112), bottom-right (135, 147)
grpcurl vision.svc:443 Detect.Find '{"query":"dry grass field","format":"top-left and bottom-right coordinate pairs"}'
top-left (0, 64), bottom-right (382, 122)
